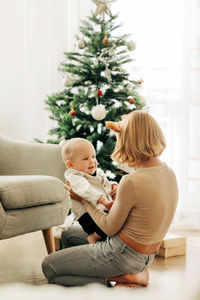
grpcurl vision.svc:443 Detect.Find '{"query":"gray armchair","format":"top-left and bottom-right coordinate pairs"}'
top-left (0, 135), bottom-right (69, 254)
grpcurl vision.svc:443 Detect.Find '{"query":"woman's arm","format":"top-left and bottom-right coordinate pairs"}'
top-left (82, 176), bottom-right (135, 236)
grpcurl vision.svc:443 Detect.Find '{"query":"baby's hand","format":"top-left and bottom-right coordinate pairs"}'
top-left (98, 196), bottom-right (114, 211)
top-left (105, 201), bottom-right (114, 211)
top-left (110, 184), bottom-right (118, 200)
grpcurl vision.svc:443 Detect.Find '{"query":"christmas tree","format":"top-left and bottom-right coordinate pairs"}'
top-left (45, 0), bottom-right (145, 181)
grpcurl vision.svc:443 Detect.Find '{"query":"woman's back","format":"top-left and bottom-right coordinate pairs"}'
top-left (120, 163), bottom-right (178, 244)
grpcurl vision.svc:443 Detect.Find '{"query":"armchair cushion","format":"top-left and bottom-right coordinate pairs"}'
top-left (0, 175), bottom-right (66, 210)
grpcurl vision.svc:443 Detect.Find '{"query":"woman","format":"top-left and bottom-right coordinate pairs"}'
top-left (42, 111), bottom-right (178, 287)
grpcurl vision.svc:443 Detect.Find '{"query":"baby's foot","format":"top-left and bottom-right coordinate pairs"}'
top-left (87, 232), bottom-right (101, 244)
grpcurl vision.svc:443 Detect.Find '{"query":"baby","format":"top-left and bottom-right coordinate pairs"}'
top-left (61, 137), bottom-right (117, 244)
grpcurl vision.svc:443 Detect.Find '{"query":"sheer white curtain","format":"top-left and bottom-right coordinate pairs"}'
top-left (0, 0), bottom-right (92, 142)
top-left (113, 0), bottom-right (200, 228)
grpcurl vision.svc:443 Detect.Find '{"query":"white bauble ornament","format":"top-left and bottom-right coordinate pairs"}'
top-left (64, 76), bottom-right (73, 87)
top-left (91, 105), bottom-right (107, 121)
top-left (78, 39), bottom-right (86, 49)
top-left (127, 41), bottom-right (136, 51)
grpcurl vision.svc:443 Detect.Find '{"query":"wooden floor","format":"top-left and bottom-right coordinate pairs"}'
top-left (0, 230), bottom-right (200, 299)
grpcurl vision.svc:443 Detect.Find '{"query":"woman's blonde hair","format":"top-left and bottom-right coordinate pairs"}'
top-left (111, 110), bottom-right (166, 164)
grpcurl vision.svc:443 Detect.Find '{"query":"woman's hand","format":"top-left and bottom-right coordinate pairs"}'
top-left (64, 181), bottom-right (85, 203)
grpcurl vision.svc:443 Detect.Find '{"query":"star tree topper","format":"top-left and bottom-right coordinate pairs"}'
top-left (91, 0), bottom-right (117, 16)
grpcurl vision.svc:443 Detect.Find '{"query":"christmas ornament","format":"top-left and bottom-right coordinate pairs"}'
top-left (78, 39), bottom-right (86, 49)
top-left (84, 80), bottom-right (92, 85)
top-left (97, 89), bottom-right (103, 96)
top-left (64, 76), bottom-right (73, 87)
top-left (102, 33), bottom-right (109, 46)
top-left (91, 105), bottom-right (107, 120)
top-left (129, 98), bottom-right (135, 104)
top-left (105, 63), bottom-right (112, 83)
top-left (138, 79), bottom-right (144, 85)
top-left (127, 41), bottom-right (136, 51)
top-left (91, 0), bottom-right (117, 16)
top-left (69, 106), bottom-right (76, 116)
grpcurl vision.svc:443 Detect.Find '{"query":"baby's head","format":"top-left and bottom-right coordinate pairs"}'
top-left (61, 138), bottom-right (97, 175)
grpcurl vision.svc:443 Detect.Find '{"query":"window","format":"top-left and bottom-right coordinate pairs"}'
top-left (113, 0), bottom-right (200, 211)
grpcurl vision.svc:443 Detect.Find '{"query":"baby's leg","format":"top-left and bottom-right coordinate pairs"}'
top-left (61, 224), bottom-right (88, 248)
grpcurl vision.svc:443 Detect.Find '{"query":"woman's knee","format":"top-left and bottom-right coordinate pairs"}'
top-left (41, 255), bottom-right (55, 282)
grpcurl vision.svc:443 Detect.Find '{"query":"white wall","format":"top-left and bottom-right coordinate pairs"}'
top-left (0, 0), bottom-right (93, 142)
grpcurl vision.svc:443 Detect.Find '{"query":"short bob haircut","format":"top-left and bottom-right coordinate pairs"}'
top-left (111, 110), bottom-right (166, 164)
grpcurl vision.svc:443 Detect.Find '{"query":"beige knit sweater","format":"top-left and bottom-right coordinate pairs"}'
top-left (83, 163), bottom-right (178, 245)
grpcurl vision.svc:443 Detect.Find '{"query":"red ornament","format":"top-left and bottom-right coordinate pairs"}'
top-left (69, 107), bottom-right (76, 116)
top-left (129, 98), bottom-right (135, 104)
top-left (138, 79), bottom-right (144, 85)
top-left (97, 89), bottom-right (103, 96)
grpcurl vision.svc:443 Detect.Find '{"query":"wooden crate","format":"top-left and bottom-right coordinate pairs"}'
top-left (157, 234), bottom-right (186, 258)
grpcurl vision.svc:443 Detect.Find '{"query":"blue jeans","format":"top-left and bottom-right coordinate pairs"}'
top-left (42, 224), bottom-right (156, 286)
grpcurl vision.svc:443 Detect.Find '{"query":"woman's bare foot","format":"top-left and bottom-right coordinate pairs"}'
top-left (114, 282), bottom-right (139, 288)
top-left (107, 269), bottom-right (149, 286)
top-left (87, 232), bottom-right (102, 244)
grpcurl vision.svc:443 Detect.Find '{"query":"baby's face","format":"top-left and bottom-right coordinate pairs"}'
top-left (71, 142), bottom-right (97, 175)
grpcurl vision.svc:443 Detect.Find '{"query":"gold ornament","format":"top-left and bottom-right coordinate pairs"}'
top-left (78, 39), bottom-right (86, 49)
top-left (69, 106), bottom-right (76, 117)
top-left (64, 76), bottom-right (73, 87)
top-left (102, 33), bottom-right (109, 46)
